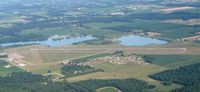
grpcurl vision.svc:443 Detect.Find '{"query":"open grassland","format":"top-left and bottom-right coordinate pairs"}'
top-left (26, 64), bottom-right (62, 74)
top-left (66, 62), bottom-right (166, 82)
top-left (39, 51), bottom-right (100, 63)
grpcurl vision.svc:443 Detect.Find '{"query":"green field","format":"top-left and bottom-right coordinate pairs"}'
top-left (0, 60), bottom-right (24, 76)
top-left (67, 62), bottom-right (181, 92)
top-left (141, 54), bottom-right (200, 68)
top-left (67, 62), bottom-right (165, 81)
top-left (39, 51), bottom-right (101, 63)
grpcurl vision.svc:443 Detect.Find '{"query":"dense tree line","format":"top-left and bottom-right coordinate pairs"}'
top-left (69, 53), bottom-right (110, 64)
top-left (68, 78), bottom-right (152, 92)
top-left (0, 72), bottom-right (153, 92)
top-left (149, 63), bottom-right (200, 92)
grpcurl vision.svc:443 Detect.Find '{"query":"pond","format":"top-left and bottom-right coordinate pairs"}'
top-left (0, 35), bottom-right (95, 47)
top-left (118, 35), bottom-right (167, 46)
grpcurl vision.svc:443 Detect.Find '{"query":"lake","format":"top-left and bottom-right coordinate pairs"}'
top-left (0, 35), bottom-right (95, 47)
top-left (0, 35), bottom-right (167, 47)
top-left (118, 35), bottom-right (167, 46)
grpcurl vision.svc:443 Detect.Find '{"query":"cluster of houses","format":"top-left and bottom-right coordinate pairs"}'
top-left (91, 54), bottom-right (149, 65)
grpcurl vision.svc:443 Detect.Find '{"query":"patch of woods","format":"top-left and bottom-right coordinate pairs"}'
top-left (60, 53), bottom-right (110, 77)
top-left (73, 39), bottom-right (114, 45)
top-left (61, 64), bottom-right (94, 75)
top-left (0, 72), bottom-right (154, 92)
top-left (142, 55), bottom-right (154, 64)
top-left (61, 64), bottom-right (103, 77)
top-left (149, 63), bottom-right (200, 92)
top-left (69, 53), bottom-right (111, 64)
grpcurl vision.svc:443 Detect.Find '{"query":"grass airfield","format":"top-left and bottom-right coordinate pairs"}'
top-left (4, 43), bottom-right (200, 73)
top-left (2, 43), bottom-right (200, 92)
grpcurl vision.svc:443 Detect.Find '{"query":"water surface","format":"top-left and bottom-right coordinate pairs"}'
top-left (118, 35), bottom-right (167, 46)
top-left (1, 35), bottom-right (95, 47)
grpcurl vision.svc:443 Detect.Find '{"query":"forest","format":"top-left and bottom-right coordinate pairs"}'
top-left (61, 64), bottom-right (95, 76)
top-left (149, 63), bottom-right (200, 92)
top-left (0, 72), bottom-right (152, 92)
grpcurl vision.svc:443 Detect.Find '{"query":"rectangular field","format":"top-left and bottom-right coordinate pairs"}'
top-left (140, 54), bottom-right (200, 68)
